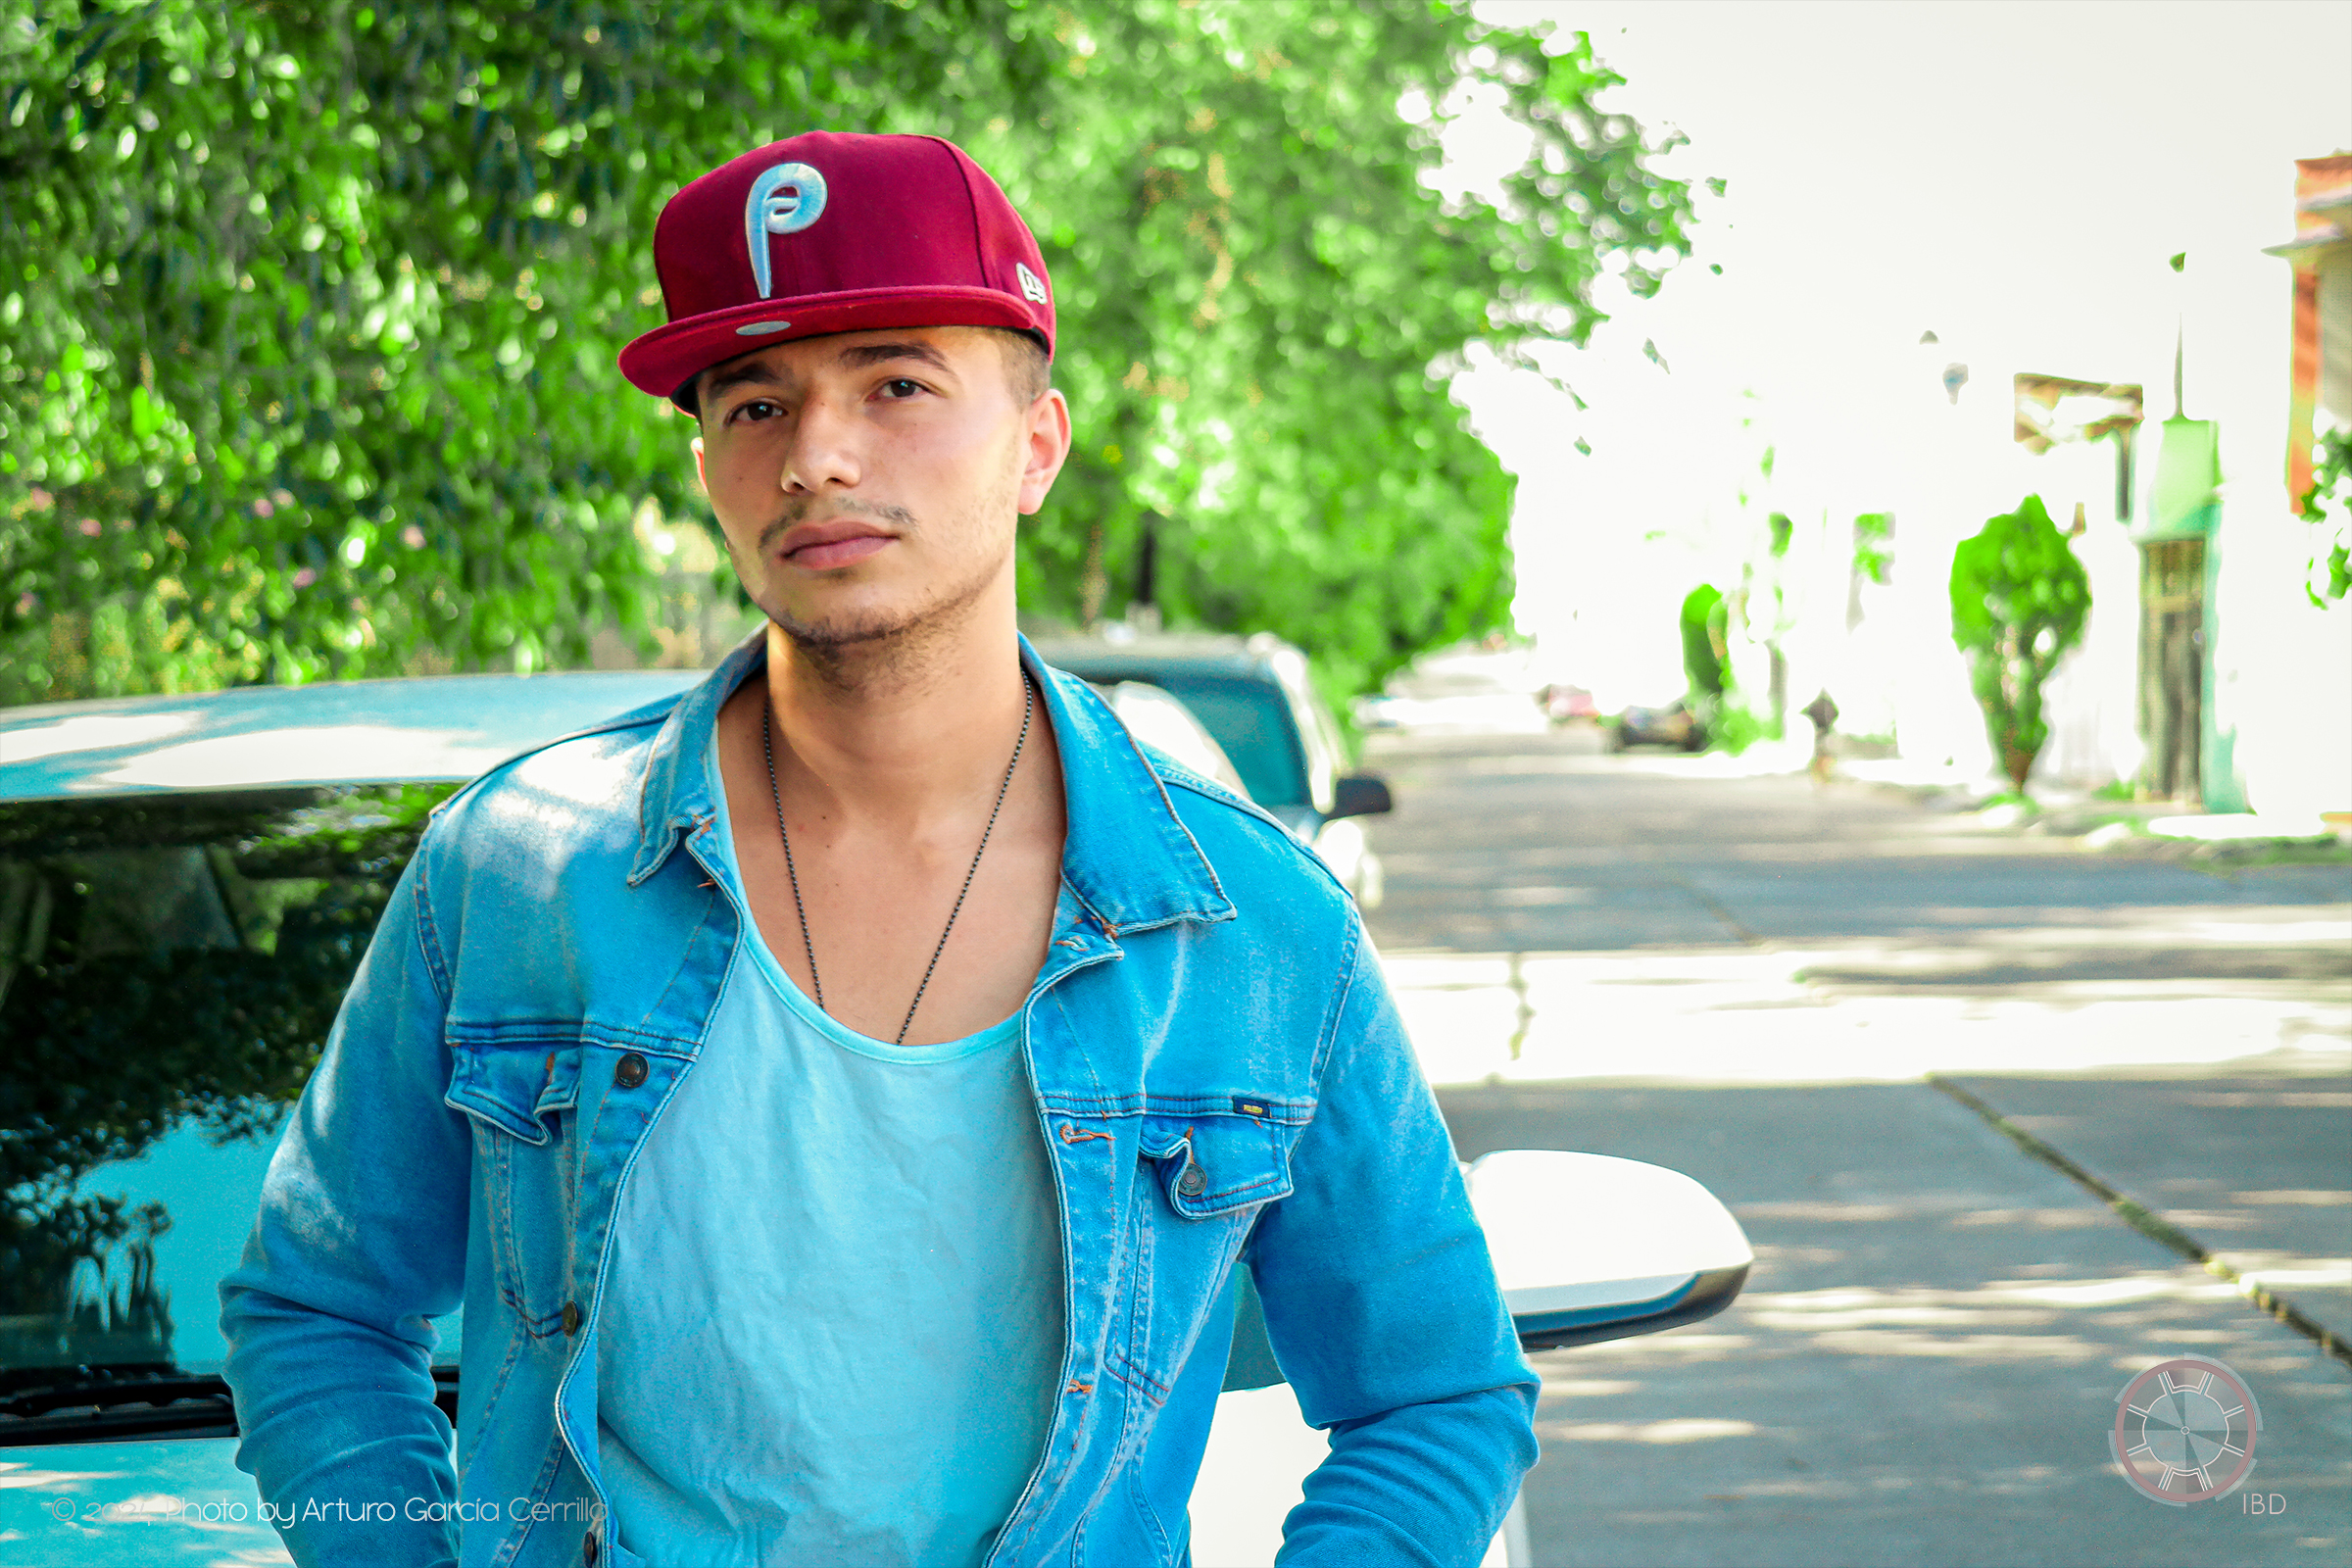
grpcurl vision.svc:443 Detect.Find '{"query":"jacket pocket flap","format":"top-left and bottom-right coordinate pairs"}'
top-left (445, 1044), bottom-right (565, 1147)
top-left (1147, 1112), bottom-right (1296, 1218)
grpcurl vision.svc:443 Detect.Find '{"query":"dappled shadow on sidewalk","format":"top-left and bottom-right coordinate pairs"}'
top-left (1440, 1080), bottom-right (2351, 1567)
top-left (1941, 1073), bottom-right (2352, 1348)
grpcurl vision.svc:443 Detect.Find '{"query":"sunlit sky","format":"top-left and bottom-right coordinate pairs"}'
top-left (1444, 0), bottom-right (2352, 706)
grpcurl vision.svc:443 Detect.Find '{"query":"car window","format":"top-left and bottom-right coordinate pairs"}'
top-left (1128, 674), bottom-right (1310, 809)
top-left (1281, 672), bottom-right (1347, 814)
top-left (1101, 683), bottom-right (1253, 800)
top-left (0, 784), bottom-right (453, 1378)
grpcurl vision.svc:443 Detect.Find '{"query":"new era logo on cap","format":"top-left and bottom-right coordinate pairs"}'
top-left (619, 131), bottom-right (1055, 406)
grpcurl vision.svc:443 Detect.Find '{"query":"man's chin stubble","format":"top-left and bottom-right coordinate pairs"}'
top-left (737, 467), bottom-right (1023, 690)
top-left (757, 559), bottom-right (1001, 692)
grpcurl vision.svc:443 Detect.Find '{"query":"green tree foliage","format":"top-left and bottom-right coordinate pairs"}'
top-left (2300, 423), bottom-right (2349, 607)
top-left (1, 1), bottom-right (1690, 706)
top-left (0, 0), bottom-right (1033, 698)
top-left (989, 4), bottom-right (1690, 696)
top-left (1948, 494), bottom-right (2089, 792)
top-left (1677, 581), bottom-right (1724, 701)
top-left (1850, 512), bottom-right (1892, 586)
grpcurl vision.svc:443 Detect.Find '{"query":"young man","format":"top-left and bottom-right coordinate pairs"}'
top-left (221, 131), bottom-right (1537, 1568)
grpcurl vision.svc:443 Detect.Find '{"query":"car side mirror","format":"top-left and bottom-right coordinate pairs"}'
top-left (1467, 1151), bottom-right (1753, 1350)
top-left (1329, 773), bottom-right (1393, 818)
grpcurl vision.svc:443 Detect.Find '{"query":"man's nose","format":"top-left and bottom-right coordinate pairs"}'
top-left (780, 395), bottom-right (862, 494)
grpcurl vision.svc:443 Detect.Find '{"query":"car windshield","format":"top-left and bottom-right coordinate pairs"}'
top-left (0, 784), bottom-right (453, 1381)
top-left (1117, 673), bottom-right (1308, 810)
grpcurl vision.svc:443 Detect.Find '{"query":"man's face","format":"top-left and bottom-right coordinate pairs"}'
top-left (691, 326), bottom-right (1069, 655)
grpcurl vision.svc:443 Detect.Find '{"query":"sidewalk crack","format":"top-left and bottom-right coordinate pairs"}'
top-left (1507, 951), bottom-right (1531, 1060)
top-left (1669, 872), bottom-right (1762, 946)
top-left (1928, 1072), bottom-right (2349, 1370)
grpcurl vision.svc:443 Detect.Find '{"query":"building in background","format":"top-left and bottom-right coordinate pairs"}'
top-left (1756, 155), bottom-right (2352, 822)
top-left (2272, 156), bottom-right (2352, 508)
top-left (2208, 154), bottom-right (2352, 822)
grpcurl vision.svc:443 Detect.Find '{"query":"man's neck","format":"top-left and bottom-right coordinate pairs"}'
top-left (756, 605), bottom-right (1033, 831)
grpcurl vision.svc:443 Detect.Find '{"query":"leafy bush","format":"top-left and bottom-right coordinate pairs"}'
top-left (1948, 494), bottom-right (2089, 791)
top-left (1679, 583), bottom-right (1727, 701)
top-left (1702, 698), bottom-right (1778, 756)
top-left (2302, 424), bottom-right (2350, 607)
top-left (1852, 513), bottom-right (1893, 585)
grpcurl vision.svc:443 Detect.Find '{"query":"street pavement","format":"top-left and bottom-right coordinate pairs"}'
top-left (1358, 719), bottom-right (2352, 1566)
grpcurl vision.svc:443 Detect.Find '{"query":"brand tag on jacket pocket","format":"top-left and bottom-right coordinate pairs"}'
top-left (1233, 1097), bottom-right (1270, 1118)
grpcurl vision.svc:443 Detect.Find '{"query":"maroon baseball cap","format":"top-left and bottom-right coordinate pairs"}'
top-left (618, 131), bottom-right (1054, 407)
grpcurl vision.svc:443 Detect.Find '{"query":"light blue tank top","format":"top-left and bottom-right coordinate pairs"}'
top-left (595, 737), bottom-right (1064, 1567)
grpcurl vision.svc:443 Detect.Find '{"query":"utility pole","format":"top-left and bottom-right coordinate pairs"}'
top-left (2169, 251), bottom-right (2187, 418)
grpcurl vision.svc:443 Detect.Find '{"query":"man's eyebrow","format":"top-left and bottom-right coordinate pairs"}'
top-left (701, 358), bottom-right (788, 401)
top-left (834, 340), bottom-right (954, 374)
top-left (700, 339), bottom-right (953, 405)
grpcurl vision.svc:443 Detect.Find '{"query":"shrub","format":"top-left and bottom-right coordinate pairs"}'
top-left (1949, 495), bottom-right (2090, 792)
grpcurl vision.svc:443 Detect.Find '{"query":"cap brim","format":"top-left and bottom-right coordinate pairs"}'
top-left (617, 286), bottom-right (1049, 403)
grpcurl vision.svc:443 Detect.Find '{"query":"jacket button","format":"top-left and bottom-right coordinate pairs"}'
top-left (614, 1053), bottom-right (648, 1089)
top-left (1177, 1163), bottom-right (1206, 1199)
top-left (562, 1300), bottom-right (582, 1336)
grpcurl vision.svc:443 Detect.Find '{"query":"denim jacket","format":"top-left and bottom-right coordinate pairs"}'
top-left (220, 634), bottom-right (1538, 1568)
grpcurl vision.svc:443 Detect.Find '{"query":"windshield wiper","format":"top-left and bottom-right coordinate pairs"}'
top-left (0, 1363), bottom-right (235, 1446)
top-left (0, 1362), bottom-right (461, 1447)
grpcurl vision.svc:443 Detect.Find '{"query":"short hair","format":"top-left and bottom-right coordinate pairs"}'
top-left (683, 326), bottom-right (1050, 416)
top-left (994, 327), bottom-right (1052, 405)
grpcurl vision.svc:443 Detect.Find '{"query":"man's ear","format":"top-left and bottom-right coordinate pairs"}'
top-left (1016, 390), bottom-right (1073, 516)
top-left (692, 433), bottom-right (708, 494)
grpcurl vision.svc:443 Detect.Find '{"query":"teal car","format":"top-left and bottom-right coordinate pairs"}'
top-left (0, 671), bottom-right (700, 1560)
top-left (1027, 632), bottom-right (1394, 906)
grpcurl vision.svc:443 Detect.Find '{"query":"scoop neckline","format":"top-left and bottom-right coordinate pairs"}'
top-left (706, 722), bottom-right (1025, 1064)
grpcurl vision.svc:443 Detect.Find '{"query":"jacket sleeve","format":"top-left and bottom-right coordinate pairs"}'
top-left (219, 847), bottom-right (471, 1568)
top-left (1246, 929), bottom-right (1541, 1567)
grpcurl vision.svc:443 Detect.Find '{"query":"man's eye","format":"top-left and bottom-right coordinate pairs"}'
top-left (878, 378), bottom-right (923, 400)
top-left (730, 399), bottom-right (784, 423)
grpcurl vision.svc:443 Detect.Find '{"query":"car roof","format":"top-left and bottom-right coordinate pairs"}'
top-left (0, 669), bottom-right (705, 803)
top-left (1030, 632), bottom-right (1278, 680)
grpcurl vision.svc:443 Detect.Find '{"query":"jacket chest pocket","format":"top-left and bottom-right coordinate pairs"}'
top-left (1113, 1101), bottom-right (1307, 1404)
top-left (445, 1036), bottom-right (585, 1338)
top-left (1139, 1107), bottom-right (1298, 1219)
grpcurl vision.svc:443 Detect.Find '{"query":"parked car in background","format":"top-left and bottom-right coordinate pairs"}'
top-left (0, 672), bottom-right (1750, 1566)
top-left (1608, 698), bottom-right (1708, 753)
top-left (1094, 679), bottom-right (1251, 799)
top-left (1538, 682), bottom-right (1598, 723)
top-left (1029, 630), bottom-right (1391, 906)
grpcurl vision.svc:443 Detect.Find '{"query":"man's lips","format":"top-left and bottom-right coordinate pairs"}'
top-left (775, 520), bottom-right (894, 572)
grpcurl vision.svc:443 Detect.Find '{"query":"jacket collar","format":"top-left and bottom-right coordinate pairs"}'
top-left (624, 633), bottom-right (759, 886)
top-left (628, 631), bottom-right (1234, 933)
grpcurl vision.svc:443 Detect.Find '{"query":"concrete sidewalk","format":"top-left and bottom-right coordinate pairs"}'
top-left (1442, 1079), bottom-right (2351, 1566)
top-left (1384, 939), bottom-right (2350, 1089)
top-left (1940, 1070), bottom-right (2352, 1349)
top-left (1361, 723), bottom-right (2350, 1562)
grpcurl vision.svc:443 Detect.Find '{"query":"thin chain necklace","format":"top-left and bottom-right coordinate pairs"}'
top-left (760, 672), bottom-right (1035, 1047)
